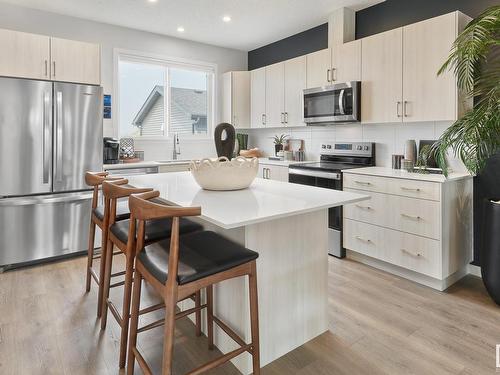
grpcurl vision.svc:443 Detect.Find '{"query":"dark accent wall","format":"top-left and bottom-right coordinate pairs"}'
top-left (248, 0), bottom-right (496, 70)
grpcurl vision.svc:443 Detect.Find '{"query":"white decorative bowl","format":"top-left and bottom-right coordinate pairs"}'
top-left (189, 156), bottom-right (259, 191)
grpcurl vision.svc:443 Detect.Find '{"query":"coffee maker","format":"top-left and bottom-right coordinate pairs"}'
top-left (103, 137), bottom-right (120, 164)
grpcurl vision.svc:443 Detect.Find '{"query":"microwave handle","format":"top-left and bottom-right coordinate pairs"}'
top-left (338, 89), bottom-right (345, 115)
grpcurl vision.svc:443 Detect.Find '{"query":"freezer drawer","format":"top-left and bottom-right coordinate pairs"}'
top-left (0, 192), bottom-right (93, 270)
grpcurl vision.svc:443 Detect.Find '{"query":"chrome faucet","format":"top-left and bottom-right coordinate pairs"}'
top-left (172, 133), bottom-right (181, 160)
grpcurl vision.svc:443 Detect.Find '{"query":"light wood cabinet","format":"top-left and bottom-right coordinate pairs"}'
top-left (361, 28), bottom-right (403, 124)
top-left (331, 39), bottom-right (361, 82)
top-left (343, 170), bottom-right (472, 290)
top-left (0, 29), bottom-right (50, 80)
top-left (265, 62), bottom-right (285, 127)
top-left (222, 71), bottom-right (250, 128)
top-left (402, 12), bottom-right (459, 122)
top-left (306, 48), bottom-right (331, 89)
top-left (50, 37), bottom-right (100, 85)
top-left (284, 56), bottom-right (306, 127)
top-left (250, 67), bottom-right (266, 128)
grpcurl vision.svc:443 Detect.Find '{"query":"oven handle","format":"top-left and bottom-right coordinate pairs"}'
top-left (289, 168), bottom-right (341, 180)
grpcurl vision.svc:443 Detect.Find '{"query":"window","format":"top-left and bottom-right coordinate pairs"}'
top-left (117, 51), bottom-right (215, 139)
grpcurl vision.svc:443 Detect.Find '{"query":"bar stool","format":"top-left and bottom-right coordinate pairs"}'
top-left (100, 180), bottom-right (203, 369)
top-left (126, 191), bottom-right (260, 375)
top-left (84, 171), bottom-right (130, 318)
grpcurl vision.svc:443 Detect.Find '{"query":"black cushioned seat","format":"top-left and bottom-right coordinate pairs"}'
top-left (110, 217), bottom-right (202, 245)
top-left (93, 201), bottom-right (130, 222)
top-left (137, 231), bottom-right (259, 285)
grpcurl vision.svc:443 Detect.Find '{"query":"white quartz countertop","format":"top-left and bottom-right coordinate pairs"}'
top-left (104, 160), bottom-right (190, 170)
top-left (258, 158), bottom-right (314, 167)
top-left (342, 167), bottom-right (471, 183)
top-left (126, 171), bottom-right (368, 229)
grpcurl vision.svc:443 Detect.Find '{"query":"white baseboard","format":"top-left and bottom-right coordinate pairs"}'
top-left (467, 264), bottom-right (482, 278)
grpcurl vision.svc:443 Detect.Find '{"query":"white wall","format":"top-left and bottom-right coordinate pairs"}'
top-left (245, 121), bottom-right (466, 172)
top-left (0, 2), bottom-right (247, 161)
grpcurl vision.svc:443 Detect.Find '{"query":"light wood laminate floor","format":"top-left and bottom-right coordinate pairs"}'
top-left (0, 254), bottom-right (499, 374)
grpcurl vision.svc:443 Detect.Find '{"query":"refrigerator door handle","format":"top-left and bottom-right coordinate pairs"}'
top-left (0, 192), bottom-right (93, 206)
top-left (55, 91), bottom-right (63, 182)
top-left (42, 91), bottom-right (51, 184)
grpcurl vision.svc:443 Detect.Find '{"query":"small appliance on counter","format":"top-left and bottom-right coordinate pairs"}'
top-left (103, 137), bottom-right (120, 164)
top-left (289, 142), bottom-right (375, 258)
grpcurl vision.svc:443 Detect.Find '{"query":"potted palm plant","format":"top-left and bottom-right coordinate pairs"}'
top-left (434, 6), bottom-right (500, 302)
top-left (273, 134), bottom-right (288, 156)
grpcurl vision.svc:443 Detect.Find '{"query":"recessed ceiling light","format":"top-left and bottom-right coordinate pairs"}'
top-left (222, 15), bottom-right (231, 22)
top-left (177, 26), bottom-right (185, 33)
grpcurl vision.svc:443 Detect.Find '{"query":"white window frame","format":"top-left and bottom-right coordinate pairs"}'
top-left (113, 48), bottom-right (217, 141)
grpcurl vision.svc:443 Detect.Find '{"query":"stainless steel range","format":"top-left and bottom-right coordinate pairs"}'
top-left (289, 142), bottom-right (375, 258)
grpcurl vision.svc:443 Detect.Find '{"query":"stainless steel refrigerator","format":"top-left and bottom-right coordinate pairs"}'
top-left (0, 77), bottom-right (103, 271)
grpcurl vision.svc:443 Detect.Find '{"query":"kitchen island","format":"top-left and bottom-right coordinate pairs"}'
top-left (126, 172), bottom-right (368, 374)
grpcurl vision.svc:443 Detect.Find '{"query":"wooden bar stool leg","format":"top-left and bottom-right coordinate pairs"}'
top-left (195, 290), bottom-right (202, 337)
top-left (161, 289), bottom-right (178, 375)
top-left (96, 225), bottom-right (109, 318)
top-left (100, 238), bottom-right (114, 330)
top-left (249, 261), bottom-right (260, 375)
top-left (206, 285), bottom-right (214, 350)
top-left (127, 268), bottom-right (143, 375)
top-left (119, 253), bottom-right (135, 368)
top-left (85, 219), bottom-right (96, 292)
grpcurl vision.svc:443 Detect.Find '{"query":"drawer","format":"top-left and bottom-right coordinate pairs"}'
top-left (343, 173), bottom-right (441, 201)
top-left (344, 219), bottom-right (441, 278)
top-left (344, 189), bottom-right (441, 239)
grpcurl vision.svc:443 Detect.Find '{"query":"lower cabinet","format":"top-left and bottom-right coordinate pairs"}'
top-left (258, 164), bottom-right (289, 182)
top-left (342, 171), bottom-right (472, 290)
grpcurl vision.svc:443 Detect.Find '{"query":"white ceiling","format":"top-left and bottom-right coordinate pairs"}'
top-left (2, 0), bottom-right (384, 51)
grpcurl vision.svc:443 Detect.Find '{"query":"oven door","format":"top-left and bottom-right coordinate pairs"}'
top-left (303, 81), bottom-right (360, 124)
top-left (288, 170), bottom-right (345, 257)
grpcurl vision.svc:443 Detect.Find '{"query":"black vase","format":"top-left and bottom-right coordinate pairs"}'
top-left (275, 144), bottom-right (283, 156)
top-left (214, 123), bottom-right (236, 159)
top-left (481, 198), bottom-right (500, 305)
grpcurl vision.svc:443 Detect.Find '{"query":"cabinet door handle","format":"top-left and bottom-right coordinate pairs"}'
top-left (403, 101), bottom-right (408, 117)
top-left (52, 61), bottom-right (56, 77)
top-left (354, 180), bottom-right (371, 186)
top-left (355, 204), bottom-right (372, 210)
top-left (262, 114), bottom-right (266, 125)
top-left (400, 186), bottom-right (421, 192)
top-left (285, 112), bottom-right (288, 124)
top-left (266, 168), bottom-right (271, 179)
top-left (401, 213), bottom-right (422, 220)
top-left (396, 101), bottom-right (402, 117)
top-left (355, 236), bottom-right (372, 243)
top-left (44, 60), bottom-right (48, 77)
top-left (280, 112), bottom-right (285, 124)
top-left (401, 248), bottom-right (422, 258)
top-left (332, 67), bottom-right (336, 82)
top-left (327, 69), bottom-right (331, 82)
top-left (262, 168), bottom-right (266, 178)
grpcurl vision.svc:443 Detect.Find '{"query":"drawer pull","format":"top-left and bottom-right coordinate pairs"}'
top-left (400, 186), bottom-right (421, 192)
top-left (355, 204), bottom-right (372, 210)
top-left (401, 213), bottom-right (422, 220)
top-left (355, 236), bottom-right (372, 243)
top-left (354, 181), bottom-right (371, 186)
top-left (401, 248), bottom-right (422, 258)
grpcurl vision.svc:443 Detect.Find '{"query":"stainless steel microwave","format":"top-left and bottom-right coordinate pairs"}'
top-left (303, 81), bottom-right (361, 125)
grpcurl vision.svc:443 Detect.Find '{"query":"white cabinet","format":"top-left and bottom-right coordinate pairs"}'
top-left (343, 170), bottom-right (472, 290)
top-left (331, 39), bottom-right (361, 82)
top-left (306, 48), bottom-right (331, 89)
top-left (259, 164), bottom-right (289, 182)
top-left (50, 37), bottom-right (100, 85)
top-left (265, 62), bottom-right (285, 127)
top-left (250, 67), bottom-right (266, 128)
top-left (0, 29), bottom-right (50, 80)
top-left (284, 56), bottom-right (306, 127)
top-left (361, 11), bottom-right (471, 124)
top-left (222, 71), bottom-right (250, 128)
top-left (361, 28), bottom-right (403, 124)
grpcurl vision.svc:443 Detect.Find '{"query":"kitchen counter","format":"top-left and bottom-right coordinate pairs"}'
top-left (126, 172), bottom-right (368, 373)
top-left (342, 166), bottom-right (471, 183)
top-left (258, 158), bottom-right (314, 167)
top-left (103, 159), bottom-right (190, 170)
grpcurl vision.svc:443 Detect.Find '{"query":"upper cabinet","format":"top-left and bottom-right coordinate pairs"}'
top-left (284, 56), bottom-right (306, 127)
top-left (362, 11), bottom-right (471, 124)
top-left (361, 28), bottom-right (403, 124)
top-left (0, 29), bottom-right (50, 80)
top-left (250, 67), bottom-right (266, 128)
top-left (331, 39), bottom-right (361, 83)
top-left (50, 37), bottom-right (100, 85)
top-left (306, 48), bottom-right (331, 88)
top-left (265, 62), bottom-right (285, 127)
top-left (0, 28), bottom-right (101, 85)
top-left (222, 71), bottom-right (250, 128)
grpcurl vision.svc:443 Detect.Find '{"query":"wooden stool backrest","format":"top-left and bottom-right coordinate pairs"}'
top-left (129, 191), bottom-right (201, 288)
top-left (85, 171), bottom-right (123, 210)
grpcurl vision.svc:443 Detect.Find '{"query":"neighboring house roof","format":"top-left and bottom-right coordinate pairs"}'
top-left (132, 85), bottom-right (207, 135)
